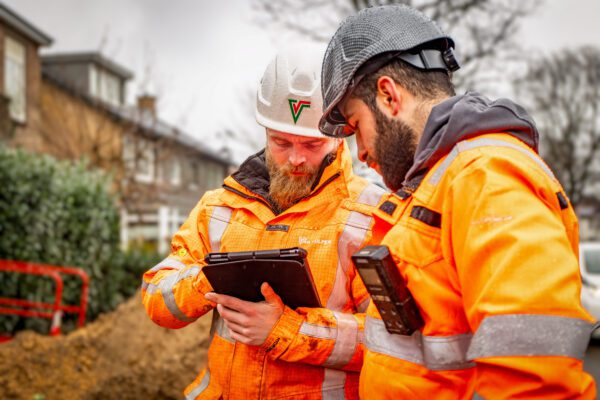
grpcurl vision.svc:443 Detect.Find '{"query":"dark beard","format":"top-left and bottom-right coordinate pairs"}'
top-left (373, 106), bottom-right (418, 192)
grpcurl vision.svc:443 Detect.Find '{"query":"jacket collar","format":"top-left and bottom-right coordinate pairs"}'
top-left (402, 91), bottom-right (540, 191)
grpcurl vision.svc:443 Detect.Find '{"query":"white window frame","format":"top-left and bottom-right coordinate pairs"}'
top-left (170, 159), bottom-right (181, 186)
top-left (99, 70), bottom-right (120, 106)
top-left (4, 36), bottom-right (26, 123)
top-left (131, 138), bottom-right (155, 183)
top-left (89, 63), bottom-right (98, 97)
top-left (188, 160), bottom-right (199, 189)
top-left (89, 64), bottom-right (121, 107)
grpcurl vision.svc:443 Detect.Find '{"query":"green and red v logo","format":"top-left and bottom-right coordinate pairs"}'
top-left (288, 99), bottom-right (311, 124)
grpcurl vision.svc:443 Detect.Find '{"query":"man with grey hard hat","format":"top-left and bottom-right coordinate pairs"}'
top-left (319, 4), bottom-right (597, 399)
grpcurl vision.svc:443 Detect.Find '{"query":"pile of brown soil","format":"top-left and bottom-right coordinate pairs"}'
top-left (0, 291), bottom-right (211, 400)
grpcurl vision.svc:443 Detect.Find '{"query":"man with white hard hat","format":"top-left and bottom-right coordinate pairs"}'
top-left (142, 45), bottom-right (387, 399)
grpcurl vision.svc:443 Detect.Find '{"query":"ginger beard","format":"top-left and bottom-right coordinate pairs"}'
top-left (265, 149), bottom-right (322, 211)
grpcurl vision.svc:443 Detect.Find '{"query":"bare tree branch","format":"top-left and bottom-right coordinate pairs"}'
top-left (515, 46), bottom-right (600, 207)
top-left (252, 0), bottom-right (541, 91)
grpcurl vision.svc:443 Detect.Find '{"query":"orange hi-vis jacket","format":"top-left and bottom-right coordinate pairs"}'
top-left (142, 142), bottom-right (387, 400)
top-left (361, 100), bottom-right (597, 399)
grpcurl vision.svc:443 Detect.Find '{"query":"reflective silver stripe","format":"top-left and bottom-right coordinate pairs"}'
top-left (365, 316), bottom-right (474, 371)
top-left (185, 369), bottom-right (210, 400)
top-left (300, 315), bottom-right (361, 365)
top-left (327, 214), bottom-right (369, 310)
top-left (324, 312), bottom-right (359, 368)
top-left (208, 206), bottom-right (232, 251)
top-left (429, 145), bottom-right (460, 185)
top-left (357, 298), bottom-right (370, 313)
top-left (429, 138), bottom-right (556, 185)
top-left (299, 322), bottom-right (337, 340)
top-left (152, 266), bottom-right (201, 323)
top-left (467, 314), bottom-right (595, 361)
top-left (423, 332), bottom-right (474, 371)
top-left (355, 183), bottom-right (387, 206)
top-left (150, 257), bottom-right (187, 272)
top-left (321, 185), bottom-right (383, 396)
top-left (143, 282), bottom-right (158, 294)
top-left (213, 313), bottom-right (234, 343)
top-left (143, 264), bottom-right (202, 295)
top-left (322, 368), bottom-right (346, 399)
top-left (205, 207), bottom-right (231, 345)
top-left (141, 257), bottom-right (187, 291)
top-left (327, 185), bottom-right (382, 311)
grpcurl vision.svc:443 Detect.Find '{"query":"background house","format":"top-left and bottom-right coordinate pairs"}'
top-left (0, 3), bottom-right (233, 254)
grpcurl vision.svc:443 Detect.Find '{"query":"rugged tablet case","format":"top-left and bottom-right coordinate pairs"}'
top-left (203, 247), bottom-right (322, 309)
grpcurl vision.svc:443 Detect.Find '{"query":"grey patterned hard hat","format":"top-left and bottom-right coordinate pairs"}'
top-left (319, 4), bottom-right (459, 138)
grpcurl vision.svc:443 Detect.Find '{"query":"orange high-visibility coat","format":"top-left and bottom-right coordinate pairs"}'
top-left (142, 142), bottom-right (388, 399)
top-left (362, 133), bottom-right (597, 399)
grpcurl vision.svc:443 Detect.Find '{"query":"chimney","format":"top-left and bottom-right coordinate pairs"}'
top-left (137, 94), bottom-right (157, 118)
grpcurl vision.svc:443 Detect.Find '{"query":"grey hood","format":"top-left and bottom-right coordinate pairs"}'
top-left (403, 92), bottom-right (540, 189)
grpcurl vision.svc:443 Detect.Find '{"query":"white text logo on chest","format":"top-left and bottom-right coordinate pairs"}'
top-left (299, 236), bottom-right (332, 246)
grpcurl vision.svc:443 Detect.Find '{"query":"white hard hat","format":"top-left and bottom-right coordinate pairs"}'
top-left (256, 45), bottom-right (325, 138)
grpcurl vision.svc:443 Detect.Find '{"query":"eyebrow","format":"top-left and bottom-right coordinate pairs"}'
top-left (302, 139), bottom-right (326, 145)
top-left (270, 135), bottom-right (325, 145)
top-left (270, 135), bottom-right (290, 141)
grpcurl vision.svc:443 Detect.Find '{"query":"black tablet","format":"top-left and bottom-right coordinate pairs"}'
top-left (203, 247), bottom-right (322, 309)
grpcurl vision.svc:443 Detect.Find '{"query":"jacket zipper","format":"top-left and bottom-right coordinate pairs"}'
top-left (295, 172), bottom-right (341, 204)
top-left (222, 184), bottom-right (277, 214)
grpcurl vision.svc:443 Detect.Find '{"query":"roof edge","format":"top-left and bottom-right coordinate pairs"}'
top-left (0, 3), bottom-right (52, 46)
top-left (42, 51), bottom-right (134, 80)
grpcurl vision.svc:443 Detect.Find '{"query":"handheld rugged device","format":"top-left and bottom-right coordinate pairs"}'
top-left (351, 245), bottom-right (423, 335)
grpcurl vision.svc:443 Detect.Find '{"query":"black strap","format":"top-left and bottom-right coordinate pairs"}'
top-left (410, 206), bottom-right (441, 228)
top-left (556, 192), bottom-right (569, 210)
top-left (379, 201), bottom-right (398, 216)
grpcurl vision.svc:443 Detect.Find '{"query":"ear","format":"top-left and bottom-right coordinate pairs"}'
top-left (376, 76), bottom-right (401, 117)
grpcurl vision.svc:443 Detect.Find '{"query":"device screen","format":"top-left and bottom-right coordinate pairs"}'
top-left (360, 268), bottom-right (381, 285)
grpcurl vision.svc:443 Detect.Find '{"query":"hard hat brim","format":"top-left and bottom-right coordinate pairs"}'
top-left (256, 112), bottom-right (327, 138)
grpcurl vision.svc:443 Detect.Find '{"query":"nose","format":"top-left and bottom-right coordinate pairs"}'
top-left (288, 147), bottom-right (306, 166)
top-left (356, 138), bottom-right (368, 163)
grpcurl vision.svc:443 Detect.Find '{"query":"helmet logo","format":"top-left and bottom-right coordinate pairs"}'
top-left (288, 99), bottom-right (311, 124)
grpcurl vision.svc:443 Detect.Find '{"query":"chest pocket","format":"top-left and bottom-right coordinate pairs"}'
top-left (395, 202), bottom-right (444, 269)
top-left (402, 137), bottom-right (574, 269)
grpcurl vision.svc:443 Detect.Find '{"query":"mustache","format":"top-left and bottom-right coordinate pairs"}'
top-left (279, 163), bottom-right (314, 175)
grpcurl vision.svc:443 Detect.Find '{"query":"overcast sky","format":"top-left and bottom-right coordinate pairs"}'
top-left (3, 0), bottom-right (600, 160)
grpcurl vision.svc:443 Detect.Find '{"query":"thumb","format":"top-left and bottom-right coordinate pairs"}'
top-left (261, 282), bottom-right (283, 307)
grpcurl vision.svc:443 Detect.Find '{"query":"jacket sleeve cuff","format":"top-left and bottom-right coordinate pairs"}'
top-left (192, 270), bottom-right (214, 295)
top-left (262, 306), bottom-right (304, 359)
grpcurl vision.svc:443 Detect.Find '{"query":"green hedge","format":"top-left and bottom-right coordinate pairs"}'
top-left (0, 146), bottom-right (159, 335)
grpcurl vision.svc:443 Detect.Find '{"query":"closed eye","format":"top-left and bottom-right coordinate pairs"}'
top-left (303, 142), bottom-right (324, 151)
top-left (273, 138), bottom-right (292, 148)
